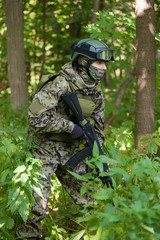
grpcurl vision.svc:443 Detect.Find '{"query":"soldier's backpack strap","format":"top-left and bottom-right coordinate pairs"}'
top-left (31, 74), bottom-right (59, 98)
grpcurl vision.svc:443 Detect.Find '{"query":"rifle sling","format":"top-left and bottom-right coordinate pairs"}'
top-left (66, 146), bottom-right (91, 170)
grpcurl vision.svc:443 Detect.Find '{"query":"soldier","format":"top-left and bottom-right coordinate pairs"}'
top-left (16, 38), bottom-right (114, 239)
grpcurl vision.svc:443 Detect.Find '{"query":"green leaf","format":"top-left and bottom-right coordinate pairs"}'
top-left (0, 203), bottom-right (6, 215)
top-left (110, 167), bottom-right (128, 176)
top-left (6, 217), bottom-right (15, 229)
top-left (14, 165), bottom-right (26, 174)
top-left (12, 172), bottom-right (21, 183)
top-left (70, 230), bottom-right (85, 240)
top-left (0, 169), bottom-right (11, 182)
top-left (141, 224), bottom-right (155, 233)
top-left (131, 186), bottom-right (141, 200)
top-left (0, 217), bottom-right (7, 229)
top-left (95, 160), bottom-right (103, 172)
top-left (92, 141), bottom-right (100, 157)
top-left (2, 138), bottom-right (12, 146)
top-left (98, 155), bottom-right (118, 164)
top-left (18, 204), bottom-right (29, 222)
top-left (131, 200), bottom-right (142, 211)
top-left (8, 186), bottom-right (21, 205)
top-left (20, 173), bottom-right (29, 185)
top-left (10, 194), bottom-right (23, 213)
top-left (68, 171), bottom-right (93, 181)
top-left (92, 188), bottom-right (113, 200)
top-left (80, 184), bottom-right (90, 196)
top-left (33, 168), bottom-right (46, 178)
top-left (33, 185), bottom-right (43, 198)
top-left (95, 226), bottom-right (102, 240)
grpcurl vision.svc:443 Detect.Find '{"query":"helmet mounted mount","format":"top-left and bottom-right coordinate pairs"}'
top-left (71, 38), bottom-right (114, 62)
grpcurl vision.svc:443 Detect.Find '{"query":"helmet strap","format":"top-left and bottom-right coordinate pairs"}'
top-left (83, 59), bottom-right (95, 80)
top-left (72, 57), bottom-right (95, 81)
top-left (72, 59), bottom-right (79, 70)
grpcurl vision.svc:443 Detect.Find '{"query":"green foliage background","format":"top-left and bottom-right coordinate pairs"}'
top-left (0, 0), bottom-right (160, 239)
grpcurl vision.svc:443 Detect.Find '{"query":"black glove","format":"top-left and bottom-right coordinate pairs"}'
top-left (70, 124), bottom-right (84, 139)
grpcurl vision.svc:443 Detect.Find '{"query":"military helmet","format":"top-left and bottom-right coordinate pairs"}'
top-left (71, 38), bottom-right (114, 62)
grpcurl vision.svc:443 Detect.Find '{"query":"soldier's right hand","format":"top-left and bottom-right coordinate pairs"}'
top-left (70, 124), bottom-right (84, 139)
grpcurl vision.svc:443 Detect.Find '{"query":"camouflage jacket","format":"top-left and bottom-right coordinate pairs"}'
top-left (28, 62), bottom-right (105, 160)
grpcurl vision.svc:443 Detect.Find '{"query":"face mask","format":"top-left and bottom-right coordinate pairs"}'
top-left (77, 56), bottom-right (95, 84)
top-left (89, 64), bottom-right (105, 81)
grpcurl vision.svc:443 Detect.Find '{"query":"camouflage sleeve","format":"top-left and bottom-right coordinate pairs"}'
top-left (91, 91), bottom-right (105, 146)
top-left (28, 76), bottom-right (74, 134)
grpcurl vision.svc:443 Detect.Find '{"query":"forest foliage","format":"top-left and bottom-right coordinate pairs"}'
top-left (0, 0), bottom-right (160, 239)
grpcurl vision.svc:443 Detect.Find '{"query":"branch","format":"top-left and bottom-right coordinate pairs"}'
top-left (0, 78), bottom-right (8, 93)
top-left (104, 68), bottom-right (136, 129)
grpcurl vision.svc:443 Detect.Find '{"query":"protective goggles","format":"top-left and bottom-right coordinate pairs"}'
top-left (74, 46), bottom-right (115, 62)
top-left (96, 49), bottom-right (115, 62)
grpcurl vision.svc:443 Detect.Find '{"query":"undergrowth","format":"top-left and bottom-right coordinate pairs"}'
top-left (0, 97), bottom-right (160, 240)
top-left (69, 126), bottom-right (160, 240)
top-left (0, 98), bottom-right (44, 239)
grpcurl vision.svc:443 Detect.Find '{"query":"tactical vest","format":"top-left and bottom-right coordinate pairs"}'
top-left (29, 74), bottom-right (97, 143)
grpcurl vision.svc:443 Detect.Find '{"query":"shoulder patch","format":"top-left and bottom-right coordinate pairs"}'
top-left (29, 98), bottom-right (46, 116)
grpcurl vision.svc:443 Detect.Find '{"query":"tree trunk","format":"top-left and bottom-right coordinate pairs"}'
top-left (4, 0), bottom-right (28, 108)
top-left (101, 0), bottom-right (106, 11)
top-left (40, 0), bottom-right (46, 80)
top-left (92, 0), bottom-right (100, 23)
top-left (135, 0), bottom-right (156, 151)
top-left (104, 72), bottom-right (110, 87)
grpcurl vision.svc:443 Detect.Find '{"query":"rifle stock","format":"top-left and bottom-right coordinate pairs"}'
top-left (61, 91), bottom-right (85, 124)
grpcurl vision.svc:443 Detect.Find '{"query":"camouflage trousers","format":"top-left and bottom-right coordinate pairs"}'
top-left (16, 143), bottom-right (95, 239)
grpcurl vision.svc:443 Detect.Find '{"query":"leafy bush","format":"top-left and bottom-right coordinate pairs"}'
top-left (0, 98), bottom-right (43, 239)
top-left (71, 127), bottom-right (160, 240)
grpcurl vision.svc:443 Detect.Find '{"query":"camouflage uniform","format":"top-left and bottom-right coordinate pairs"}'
top-left (16, 61), bottom-right (105, 239)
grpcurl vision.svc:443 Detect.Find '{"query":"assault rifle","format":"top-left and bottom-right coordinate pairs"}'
top-left (62, 91), bottom-right (113, 187)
